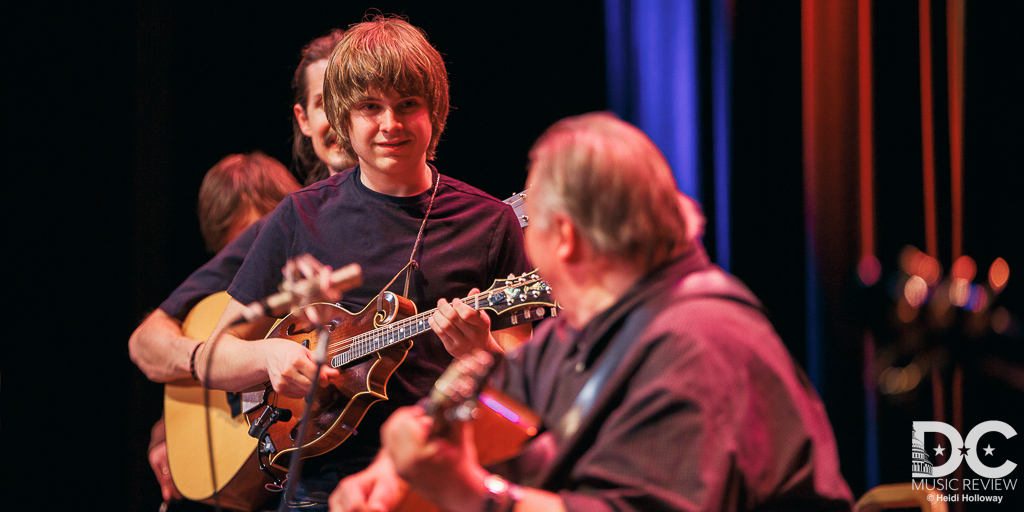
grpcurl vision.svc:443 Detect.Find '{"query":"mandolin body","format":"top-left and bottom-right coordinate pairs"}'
top-left (247, 292), bottom-right (417, 469)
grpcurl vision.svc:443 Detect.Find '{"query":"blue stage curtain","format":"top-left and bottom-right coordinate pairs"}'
top-left (605, 0), bottom-right (732, 270)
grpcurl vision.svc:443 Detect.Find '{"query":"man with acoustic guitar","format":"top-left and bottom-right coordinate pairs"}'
top-left (330, 113), bottom-right (855, 512)
top-left (197, 15), bottom-right (532, 511)
top-left (128, 28), bottom-right (356, 508)
top-left (130, 151), bottom-right (300, 507)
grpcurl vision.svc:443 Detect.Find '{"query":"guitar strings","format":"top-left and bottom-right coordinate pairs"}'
top-left (321, 275), bottom-right (545, 362)
top-left (323, 277), bottom-right (539, 353)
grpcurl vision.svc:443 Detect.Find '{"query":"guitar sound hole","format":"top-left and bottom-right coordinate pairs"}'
top-left (290, 426), bottom-right (299, 441)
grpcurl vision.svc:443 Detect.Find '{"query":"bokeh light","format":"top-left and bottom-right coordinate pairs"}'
top-left (904, 275), bottom-right (929, 308)
top-left (989, 257), bottom-right (1010, 292)
top-left (951, 255), bottom-right (976, 281)
top-left (858, 255), bottom-right (882, 286)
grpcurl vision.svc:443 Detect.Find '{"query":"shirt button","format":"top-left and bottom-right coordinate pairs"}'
top-left (575, 361), bottom-right (585, 373)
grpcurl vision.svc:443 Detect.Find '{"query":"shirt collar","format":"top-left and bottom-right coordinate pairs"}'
top-left (568, 241), bottom-right (713, 361)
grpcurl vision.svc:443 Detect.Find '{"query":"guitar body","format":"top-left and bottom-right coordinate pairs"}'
top-left (393, 367), bottom-right (541, 512)
top-left (249, 292), bottom-right (418, 469)
top-left (164, 291), bottom-right (275, 511)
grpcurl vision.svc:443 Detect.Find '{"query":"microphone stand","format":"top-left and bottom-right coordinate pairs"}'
top-left (277, 322), bottom-right (331, 511)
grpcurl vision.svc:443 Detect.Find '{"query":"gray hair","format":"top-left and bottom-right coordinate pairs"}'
top-left (527, 112), bottom-right (690, 272)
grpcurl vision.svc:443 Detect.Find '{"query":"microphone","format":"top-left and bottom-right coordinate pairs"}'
top-left (236, 262), bottom-right (363, 324)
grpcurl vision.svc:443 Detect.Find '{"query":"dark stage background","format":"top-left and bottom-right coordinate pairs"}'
top-left (5, 1), bottom-right (1022, 511)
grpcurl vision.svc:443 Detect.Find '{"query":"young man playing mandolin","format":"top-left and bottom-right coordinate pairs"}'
top-left (329, 113), bottom-right (854, 512)
top-left (197, 15), bottom-right (532, 511)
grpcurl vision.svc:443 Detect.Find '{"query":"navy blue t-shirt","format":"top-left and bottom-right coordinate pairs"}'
top-left (158, 217), bottom-right (266, 320)
top-left (227, 166), bottom-right (532, 478)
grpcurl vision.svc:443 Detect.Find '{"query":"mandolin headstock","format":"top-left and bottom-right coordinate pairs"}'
top-left (471, 270), bottom-right (555, 319)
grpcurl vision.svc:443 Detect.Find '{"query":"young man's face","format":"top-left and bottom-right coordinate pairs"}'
top-left (347, 88), bottom-right (432, 181)
top-left (294, 59), bottom-right (353, 172)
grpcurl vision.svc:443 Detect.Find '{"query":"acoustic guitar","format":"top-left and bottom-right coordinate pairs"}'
top-left (164, 291), bottom-right (275, 511)
top-left (163, 190), bottom-right (537, 510)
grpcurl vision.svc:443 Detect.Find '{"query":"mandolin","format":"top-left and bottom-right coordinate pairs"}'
top-left (246, 270), bottom-right (555, 471)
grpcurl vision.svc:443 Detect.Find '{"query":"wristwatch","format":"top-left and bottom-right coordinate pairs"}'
top-left (482, 474), bottom-right (522, 512)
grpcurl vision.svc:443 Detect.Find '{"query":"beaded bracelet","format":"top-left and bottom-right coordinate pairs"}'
top-left (189, 342), bottom-right (203, 382)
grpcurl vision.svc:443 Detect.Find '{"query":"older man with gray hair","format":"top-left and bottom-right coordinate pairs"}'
top-left (332, 112), bottom-right (854, 512)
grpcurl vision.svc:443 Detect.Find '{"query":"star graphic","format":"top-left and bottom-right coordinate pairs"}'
top-left (959, 445), bottom-right (970, 457)
top-left (933, 445), bottom-right (946, 456)
top-left (984, 445), bottom-right (995, 456)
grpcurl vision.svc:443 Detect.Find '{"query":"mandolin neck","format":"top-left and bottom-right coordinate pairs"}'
top-left (329, 308), bottom-right (435, 368)
top-left (330, 275), bottom-right (547, 368)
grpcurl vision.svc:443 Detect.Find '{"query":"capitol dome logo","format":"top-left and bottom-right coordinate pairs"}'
top-left (912, 427), bottom-right (935, 478)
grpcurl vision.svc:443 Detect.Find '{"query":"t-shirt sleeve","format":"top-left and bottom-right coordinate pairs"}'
top-left (226, 198), bottom-right (296, 306)
top-left (158, 218), bottom-right (265, 320)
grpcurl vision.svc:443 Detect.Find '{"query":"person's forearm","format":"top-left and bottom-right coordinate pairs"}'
top-left (195, 330), bottom-right (273, 392)
top-left (423, 468), bottom-right (566, 512)
top-left (128, 309), bottom-right (198, 382)
top-left (148, 416), bottom-right (166, 452)
top-left (195, 298), bottom-right (277, 392)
